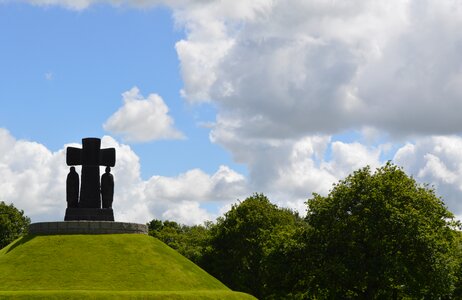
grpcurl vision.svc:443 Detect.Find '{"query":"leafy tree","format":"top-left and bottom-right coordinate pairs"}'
top-left (0, 201), bottom-right (30, 249)
top-left (147, 219), bottom-right (163, 232)
top-left (201, 193), bottom-right (301, 299)
top-left (302, 163), bottom-right (459, 299)
top-left (147, 219), bottom-right (211, 264)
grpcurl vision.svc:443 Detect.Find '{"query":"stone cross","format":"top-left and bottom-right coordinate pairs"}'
top-left (66, 138), bottom-right (115, 208)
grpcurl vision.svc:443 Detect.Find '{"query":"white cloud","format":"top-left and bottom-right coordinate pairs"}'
top-left (0, 128), bottom-right (68, 221)
top-left (103, 87), bottom-right (184, 142)
top-left (161, 201), bottom-right (211, 225)
top-left (210, 124), bottom-right (383, 213)
top-left (393, 136), bottom-right (462, 214)
top-left (44, 72), bottom-right (53, 80)
top-left (144, 165), bottom-right (246, 203)
top-left (141, 165), bottom-right (248, 223)
top-left (23, 0), bottom-right (93, 10)
top-left (325, 141), bottom-right (382, 179)
top-left (180, 1), bottom-right (462, 138)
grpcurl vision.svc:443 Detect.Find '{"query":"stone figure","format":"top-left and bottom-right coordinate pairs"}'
top-left (101, 166), bottom-right (114, 209)
top-left (66, 166), bottom-right (79, 208)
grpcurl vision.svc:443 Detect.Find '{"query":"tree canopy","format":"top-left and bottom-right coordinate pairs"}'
top-left (201, 193), bottom-right (302, 299)
top-left (0, 201), bottom-right (30, 249)
top-left (148, 219), bottom-right (211, 264)
top-left (302, 162), bottom-right (459, 298)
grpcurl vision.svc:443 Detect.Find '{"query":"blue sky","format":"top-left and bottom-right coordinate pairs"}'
top-left (2, 1), bottom-right (462, 224)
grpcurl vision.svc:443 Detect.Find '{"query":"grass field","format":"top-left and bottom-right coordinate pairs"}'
top-left (0, 234), bottom-right (256, 299)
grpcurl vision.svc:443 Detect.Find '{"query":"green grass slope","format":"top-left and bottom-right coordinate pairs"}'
top-left (0, 234), bottom-right (255, 299)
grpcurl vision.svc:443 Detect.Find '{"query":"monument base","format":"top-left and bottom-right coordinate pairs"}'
top-left (29, 221), bottom-right (148, 235)
top-left (64, 208), bottom-right (114, 221)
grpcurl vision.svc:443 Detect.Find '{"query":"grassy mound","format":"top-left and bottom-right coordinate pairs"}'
top-left (0, 234), bottom-right (255, 299)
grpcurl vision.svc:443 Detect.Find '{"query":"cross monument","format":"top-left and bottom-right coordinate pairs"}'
top-left (65, 137), bottom-right (116, 221)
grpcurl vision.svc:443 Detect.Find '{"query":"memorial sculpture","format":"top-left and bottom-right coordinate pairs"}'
top-left (65, 137), bottom-right (116, 221)
top-left (101, 166), bottom-right (114, 209)
top-left (66, 166), bottom-right (79, 208)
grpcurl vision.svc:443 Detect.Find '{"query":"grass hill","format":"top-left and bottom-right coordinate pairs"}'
top-left (0, 234), bottom-right (255, 299)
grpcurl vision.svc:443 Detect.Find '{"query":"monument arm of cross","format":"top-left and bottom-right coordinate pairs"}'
top-left (66, 146), bottom-right (115, 167)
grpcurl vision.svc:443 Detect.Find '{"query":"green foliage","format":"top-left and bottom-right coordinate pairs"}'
top-left (201, 193), bottom-right (302, 299)
top-left (262, 223), bottom-right (309, 299)
top-left (0, 201), bottom-right (30, 249)
top-left (451, 231), bottom-right (462, 297)
top-left (148, 219), bottom-right (211, 264)
top-left (302, 162), bottom-right (459, 298)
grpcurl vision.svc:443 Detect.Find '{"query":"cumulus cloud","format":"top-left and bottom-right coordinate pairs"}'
top-left (161, 201), bottom-right (211, 225)
top-left (172, 0), bottom-right (462, 138)
top-left (21, 0), bottom-right (94, 10)
top-left (394, 136), bottom-right (462, 214)
top-left (141, 165), bottom-right (248, 223)
top-left (0, 128), bottom-right (69, 221)
top-left (144, 165), bottom-right (246, 203)
top-left (103, 87), bottom-right (184, 142)
top-left (210, 125), bottom-right (383, 213)
top-left (325, 141), bottom-right (382, 179)
top-left (44, 72), bottom-right (53, 80)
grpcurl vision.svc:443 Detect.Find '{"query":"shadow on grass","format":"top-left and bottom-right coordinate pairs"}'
top-left (6, 235), bottom-right (36, 254)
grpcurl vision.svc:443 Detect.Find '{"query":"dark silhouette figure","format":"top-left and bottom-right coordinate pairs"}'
top-left (101, 166), bottom-right (114, 209)
top-left (66, 166), bottom-right (79, 208)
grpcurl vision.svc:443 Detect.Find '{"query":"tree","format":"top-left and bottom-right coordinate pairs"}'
top-left (0, 201), bottom-right (30, 249)
top-left (302, 162), bottom-right (459, 299)
top-left (262, 221), bottom-right (309, 299)
top-left (201, 193), bottom-right (302, 299)
top-left (147, 219), bottom-right (211, 264)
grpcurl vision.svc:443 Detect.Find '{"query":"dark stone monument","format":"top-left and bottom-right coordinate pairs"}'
top-left (64, 137), bottom-right (116, 221)
top-left (66, 166), bottom-right (79, 208)
top-left (101, 166), bottom-right (114, 209)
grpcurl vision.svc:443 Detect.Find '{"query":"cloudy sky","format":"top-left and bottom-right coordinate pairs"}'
top-left (2, 0), bottom-right (462, 224)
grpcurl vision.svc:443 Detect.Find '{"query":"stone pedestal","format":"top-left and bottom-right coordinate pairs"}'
top-left (64, 208), bottom-right (114, 221)
top-left (29, 221), bottom-right (148, 235)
